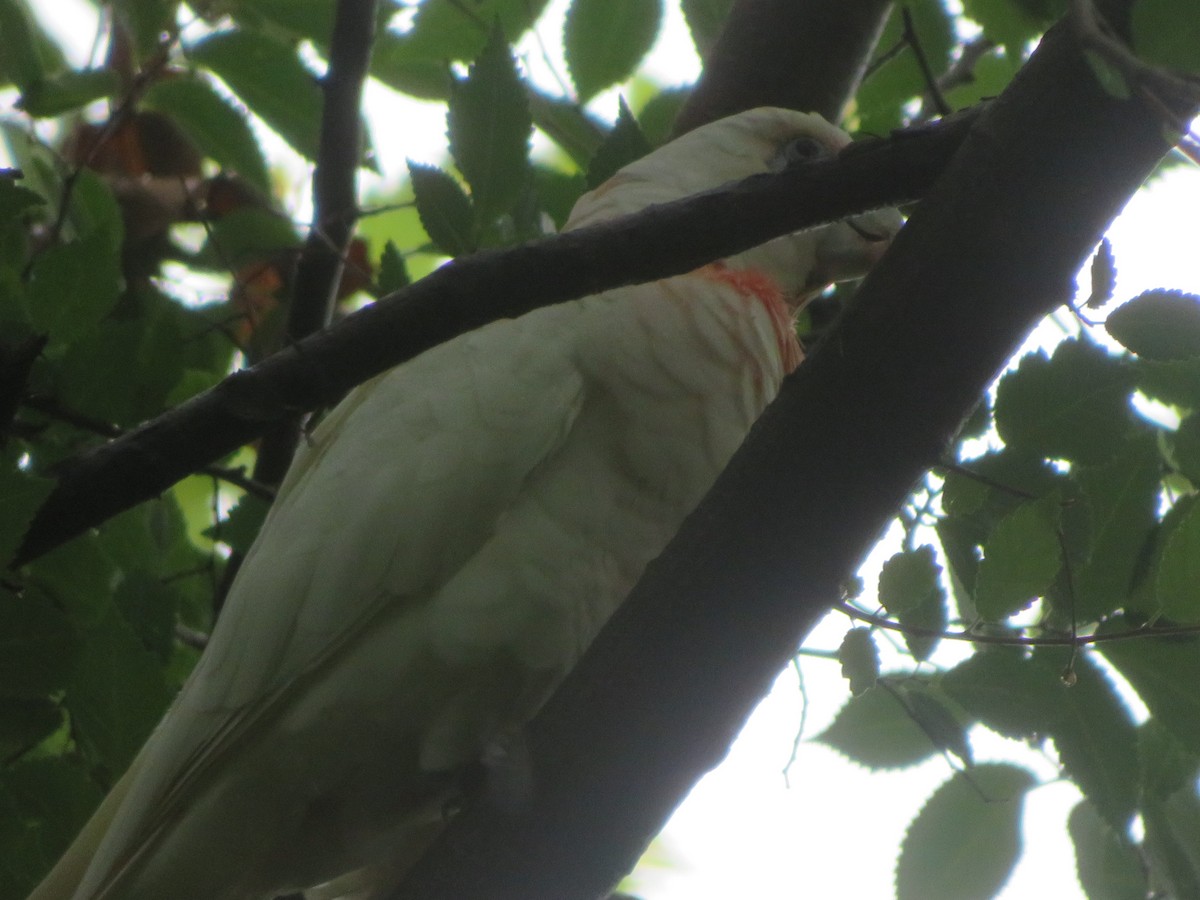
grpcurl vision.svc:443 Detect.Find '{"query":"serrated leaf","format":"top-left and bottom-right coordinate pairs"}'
top-left (527, 90), bottom-right (606, 167)
top-left (0, 590), bottom-right (81, 698)
top-left (64, 605), bottom-right (172, 772)
top-left (142, 77), bottom-right (272, 193)
top-left (202, 493), bottom-right (271, 555)
top-left (942, 650), bottom-right (1049, 740)
top-left (378, 240), bottom-right (410, 295)
top-left (447, 24), bottom-right (531, 225)
top-left (975, 491), bottom-right (1062, 621)
top-left (1069, 800), bottom-right (1148, 900)
top-left (188, 30), bottom-right (323, 161)
top-left (1131, 356), bottom-right (1200, 407)
top-left (1107, 290), bottom-right (1200, 361)
top-left (906, 688), bottom-right (971, 767)
top-left (815, 685), bottom-right (939, 770)
top-left (681, 0), bottom-right (733, 58)
top-left (586, 97), bottom-right (652, 189)
top-left (1157, 500), bottom-right (1200, 622)
top-left (895, 763), bottom-right (1035, 900)
top-left (0, 465), bottom-right (53, 567)
top-left (1033, 648), bottom-right (1139, 830)
top-left (27, 231), bottom-right (121, 342)
top-left (879, 544), bottom-right (947, 661)
top-left (837, 627), bottom-right (878, 696)
top-left (636, 86), bottom-right (690, 147)
top-left (1086, 238), bottom-right (1116, 310)
top-left (1132, 0), bottom-right (1200, 74)
top-left (407, 162), bottom-right (474, 257)
top-left (565, 0), bottom-right (664, 102)
top-left (1099, 621), bottom-right (1200, 755)
top-left (994, 339), bottom-right (1134, 465)
top-left (1071, 436), bottom-right (1161, 621)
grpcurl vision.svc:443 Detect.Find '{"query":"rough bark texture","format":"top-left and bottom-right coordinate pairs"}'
top-left (674, 0), bottom-right (893, 132)
top-left (385, 15), bottom-right (1194, 900)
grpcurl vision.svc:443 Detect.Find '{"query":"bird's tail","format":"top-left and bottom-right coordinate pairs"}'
top-left (25, 763), bottom-right (136, 900)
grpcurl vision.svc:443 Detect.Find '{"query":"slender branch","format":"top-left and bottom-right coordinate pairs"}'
top-left (13, 111), bottom-right (979, 568)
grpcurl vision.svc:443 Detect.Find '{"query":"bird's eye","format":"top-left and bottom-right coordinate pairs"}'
top-left (769, 136), bottom-right (831, 172)
top-left (783, 136), bottom-right (827, 164)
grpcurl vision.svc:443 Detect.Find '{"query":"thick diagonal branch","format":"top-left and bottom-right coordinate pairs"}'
top-left (14, 114), bottom-right (974, 567)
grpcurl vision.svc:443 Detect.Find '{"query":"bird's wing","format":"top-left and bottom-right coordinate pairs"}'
top-left (76, 302), bottom-right (589, 897)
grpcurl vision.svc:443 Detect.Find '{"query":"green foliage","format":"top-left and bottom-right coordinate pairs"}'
top-left (895, 764), bottom-right (1036, 900)
top-left (4, 2), bottom-right (1200, 898)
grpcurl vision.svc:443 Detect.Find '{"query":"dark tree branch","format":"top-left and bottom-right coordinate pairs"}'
top-left (14, 113), bottom-right (977, 568)
top-left (673, 0), bottom-right (892, 133)
top-left (385, 13), bottom-right (1197, 900)
top-left (253, 0), bottom-right (377, 488)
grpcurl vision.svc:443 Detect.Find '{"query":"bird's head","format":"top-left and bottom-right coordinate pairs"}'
top-left (565, 106), bottom-right (902, 309)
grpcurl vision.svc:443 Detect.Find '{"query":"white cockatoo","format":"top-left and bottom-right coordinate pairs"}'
top-left (30, 107), bottom-right (901, 900)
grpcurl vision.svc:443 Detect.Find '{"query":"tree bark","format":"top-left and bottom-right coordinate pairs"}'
top-left (673, 0), bottom-right (893, 133)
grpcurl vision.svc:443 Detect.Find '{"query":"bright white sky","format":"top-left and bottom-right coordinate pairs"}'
top-left (22, 2), bottom-right (1200, 898)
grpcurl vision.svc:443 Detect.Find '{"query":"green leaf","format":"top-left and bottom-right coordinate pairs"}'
top-left (531, 166), bottom-right (587, 229)
top-left (1139, 719), bottom-right (1200, 801)
top-left (0, 758), bottom-right (103, 898)
top-left (905, 688), bottom-right (972, 767)
top-left (961, 0), bottom-right (1064, 53)
top-left (188, 30), bottom-right (323, 161)
top-left (203, 493), bottom-right (271, 555)
top-left (837, 627), bottom-right (878, 696)
top-left (0, 465), bottom-right (52, 567)
top-left (64, 605), bottom-right (173, 773)
top-left (1085, 238), bottom-right (1116, 310)
top-left (1107, 290), bottom-right (1200, 360)
top-left (142, 76), bottom-right (272, 193)
top-left (408, 162), bottom-right (475, 257)
top-left (0, 0), bottom-right (49, 90)
top-left (856, 0), bottom-right (955, 133)
top-left (942, 650), bottom-right (1049, 740)
top-left (111, 0), bottom-right (176, 62)
top-left (586, 97), bottom-right (652, 189)
top-left (1071, 436), bottom-right (1161, 621)
top-left (527, 90), bottom-right (606, 167)
top-left (18, 69), bottom-right (118, 118)
top-left (564, 0), bottom-right (664, 102)
top-left (1132, 0), bottom-right (1200, 73)
top-left (815, 685), bottom-right (940, 770)
top-left (0, 697), bottom-right (60, 759)
top-left (681, 0), bottom-right (733, 58)
top-left (1099, 621), bottom-right (1200, 755)
top-left (975, 491), bottom-right (1062, 621)
top-left (1131, 356), bottom-right (1200, 407)
top-left (194, 206), bottom-right (300, 271)
top-left (1144, 791), bottom-right (1200, 899)
top-left (447, 24), bottom-right (532, 225)
top-left (0, 590), bottom-right (80, 699)
top-left (27, 231), bottom-right (121, 342)
top-left (895, 763), bottom-right (1036, 900)
top-left (1157, 500), bottom-right (1200, 622)
top-left (378, 240), bottom-right (410, 295)
top-left (1172, 413), bottom-right (1200, 484)
top-left (1032, 648), bottom-right (1139, 830)
top-left (1068, 800), bottom-right (1148, 900)
top-left (114, 572), bottom-right (179, 663)
top-left (879, 544), bottom-right (947, 661)
top-left (232, 0), bottom-right (336, 45)
top-left (942, 45), bottom-right (1022, 110)
top-left (636, 86), bottom-right (690, 147)
top-left (994, 338), bottom-right (1134, 465)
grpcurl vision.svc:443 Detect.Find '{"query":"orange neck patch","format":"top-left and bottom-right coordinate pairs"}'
top-left (698, 262), bottom-right (802, 373)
